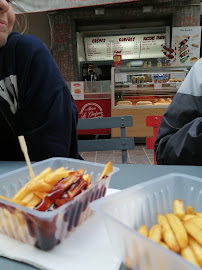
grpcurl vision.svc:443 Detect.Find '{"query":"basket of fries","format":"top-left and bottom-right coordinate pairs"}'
top-left (91, 173), bottom-right (202, 270)
top-left (0, 157), bottom-right (119, 250)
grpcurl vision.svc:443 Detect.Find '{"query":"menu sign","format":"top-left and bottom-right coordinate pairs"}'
top-left (113, 37), bottom-right (140, 60)
top-left (84, 34), bottom-right (165, 61)
top-left (171, 27), bottom-right (201, 66)
top-left (140, 35), bottom-right (166, 58)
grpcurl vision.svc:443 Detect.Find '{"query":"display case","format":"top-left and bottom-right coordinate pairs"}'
top-left (111, 66), bottom-right (189, 138)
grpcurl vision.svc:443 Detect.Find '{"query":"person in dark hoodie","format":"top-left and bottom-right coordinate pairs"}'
top-left (155, 58), bottom-right (202, 165)
top-left (0, 0), bottom-right (81, 161)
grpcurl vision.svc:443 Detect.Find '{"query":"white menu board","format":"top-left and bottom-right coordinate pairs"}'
top-left (84, 34), bottom-right (165, 61)
top-left (85, 39), bottom-right (112, 61)
top-left (113, 38), bottom-right (140, 60)
top-left (171, 27), bottom-right (201, 66)
top-left (140, 35), bottom-right (165, 58)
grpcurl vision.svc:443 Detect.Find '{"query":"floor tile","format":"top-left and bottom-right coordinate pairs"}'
top-left (129, 155), bottom-right (151, 165)
top-left (79, 143), bottom-right (155, 165)
top-left (128, 149), bottom-right (145, 156)
top-left (81, 152), bottom-right (96, 157)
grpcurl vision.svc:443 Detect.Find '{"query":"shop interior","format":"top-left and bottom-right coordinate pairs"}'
top-left (14, 1), bottom-right (201, 143)
top-left (76, 16), bottom-right (172, 82)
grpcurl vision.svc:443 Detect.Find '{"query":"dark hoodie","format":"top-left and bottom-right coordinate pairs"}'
top-left (0, 32), bottom-right (81, 161)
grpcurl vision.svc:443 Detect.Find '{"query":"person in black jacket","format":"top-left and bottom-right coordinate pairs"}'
top-left (155, 58), bottom-right (202, 165)
top-left (0, 0), bottom-right (81, 161)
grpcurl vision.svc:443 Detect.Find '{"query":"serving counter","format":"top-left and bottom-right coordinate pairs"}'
top-left (111, 66), bottom-right (189, 138)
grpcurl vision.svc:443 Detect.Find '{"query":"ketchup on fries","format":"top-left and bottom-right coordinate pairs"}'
top-left (0, 162), bottom-right (113, 211)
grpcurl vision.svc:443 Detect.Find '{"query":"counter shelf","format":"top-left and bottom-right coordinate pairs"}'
top-left (111, 66), bottom-right (189, 138)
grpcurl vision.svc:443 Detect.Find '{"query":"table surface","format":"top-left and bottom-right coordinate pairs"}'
top-left (0, 161), bottom-right (202, 270)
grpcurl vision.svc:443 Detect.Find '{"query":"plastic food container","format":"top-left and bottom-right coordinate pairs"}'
top-left (0, 157), bottom-right (119, 250)
top-left (91, 173), bottom-right (202, 270)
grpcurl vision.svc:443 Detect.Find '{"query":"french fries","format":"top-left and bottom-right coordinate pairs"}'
top-left (165, 213), bottom-right (188, 249)
top-left (0, 195), bottom-right (12, 202)
top-left (138, 224), bottom-right (149, 237)
top-left (181, 246), bottom-right (200, 267)
top-left (97, 161), bottom-right (113, 182)
top-left (0, 161), bottom-right (113, 212)
top-left (148, 224), bottom-right (162, 244)
top-left (158, 214), bottom-right (180, 253)
top-left (188, 236), bottom-right (202, 266)
top-left (184, 218), bottom-right (202, 246)
top-left (186, 205), bottom-right (195, 215)
top-left (0, 161), bottom-right (113, 249)
top-left (11, 167), bottom-right (90, 210)
top-left (182, 214), bottom-right (195, 222)
top-left (124, 199), bottom-right (202, 269)
top-left (173, 199), bottom-right (185, 219)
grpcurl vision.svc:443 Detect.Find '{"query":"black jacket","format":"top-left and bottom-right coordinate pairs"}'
top-left (155, 58), bottom-right (202, 165)
top-left (0, 32), bottom-right (81, 161)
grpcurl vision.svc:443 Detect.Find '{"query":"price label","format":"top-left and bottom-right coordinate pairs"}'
top-left (154, 83), bottom-right (162, 89)
top-left (129, 84), bottom-right (137, 90)
top-left (176, 82), bottom-right (182, 88)
top-left (171, 82), bottom-right (182, 88)
top-left (115, 73), bottom-right (127, 83)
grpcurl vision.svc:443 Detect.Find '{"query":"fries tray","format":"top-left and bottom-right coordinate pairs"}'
top-left (91, 173), bottom-right (202, 270)
top-left (0, 158), bottom-right (119, 250)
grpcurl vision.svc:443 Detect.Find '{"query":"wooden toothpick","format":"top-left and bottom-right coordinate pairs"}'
top-left (18, 136), bottom-right (35, 180)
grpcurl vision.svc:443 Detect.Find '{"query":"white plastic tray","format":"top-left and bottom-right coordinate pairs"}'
top-left (0, 157), bottom-right (119, 250)
top-left (91, 173), bottom-right (202, 270)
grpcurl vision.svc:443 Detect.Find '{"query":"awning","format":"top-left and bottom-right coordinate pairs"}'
top-left (13, 0), bottom-right (140, 14)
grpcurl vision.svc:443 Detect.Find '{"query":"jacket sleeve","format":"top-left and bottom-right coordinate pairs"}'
top-left (16, 35), bottom-right (81, 161)
top-left (155, 58), bottom-right (202, 165)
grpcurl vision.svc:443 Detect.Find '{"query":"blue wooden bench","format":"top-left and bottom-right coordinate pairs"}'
top-left (77, 116), bottom-right (134, 164)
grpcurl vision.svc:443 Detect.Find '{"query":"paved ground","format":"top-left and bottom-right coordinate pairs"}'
top-left (79, 143), bottom-right (154, 165)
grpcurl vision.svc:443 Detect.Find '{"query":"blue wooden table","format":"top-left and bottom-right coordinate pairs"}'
top-left (0, 161), bottom-right (202, 270)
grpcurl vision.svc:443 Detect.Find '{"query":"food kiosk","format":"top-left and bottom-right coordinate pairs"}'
top-left (14, 0), bottom-right (201, 138)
